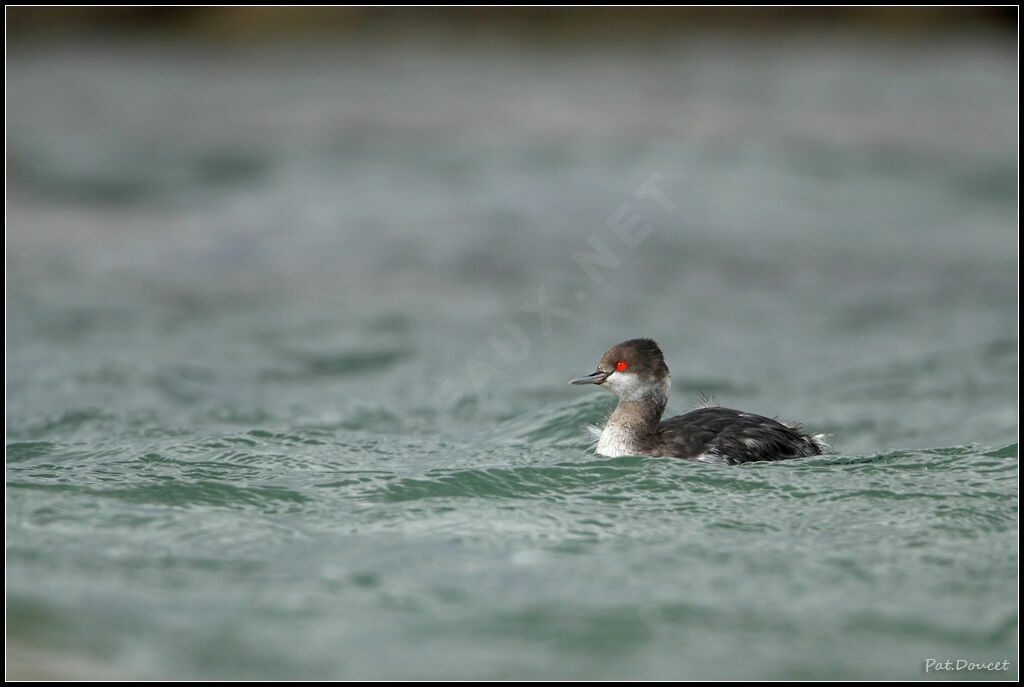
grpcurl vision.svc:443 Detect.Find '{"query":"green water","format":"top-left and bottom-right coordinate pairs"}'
top-left (6, 35), bottom-right (1018, 679)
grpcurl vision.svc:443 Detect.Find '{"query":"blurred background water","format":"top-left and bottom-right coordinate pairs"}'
top-left (6, 8), bottom-right (1018, 680)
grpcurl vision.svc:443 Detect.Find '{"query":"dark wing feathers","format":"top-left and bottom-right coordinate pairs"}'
top-left (654, 407), bottom-right (822, 464)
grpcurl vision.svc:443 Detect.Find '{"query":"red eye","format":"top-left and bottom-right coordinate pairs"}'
top-left (615, 360), bottom-right (627, 371)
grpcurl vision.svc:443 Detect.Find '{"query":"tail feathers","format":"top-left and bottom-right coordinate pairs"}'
top-left (809, 433), bottom-right (831, 454)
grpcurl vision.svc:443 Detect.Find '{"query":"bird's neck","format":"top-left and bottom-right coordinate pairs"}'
top-left (607, 394), bottom-right (666, 436)
top-left (595, 393), bottom-right (666, 457)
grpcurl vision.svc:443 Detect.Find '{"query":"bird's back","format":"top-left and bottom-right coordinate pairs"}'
top-left (650, 406), bottom-right (825, 464)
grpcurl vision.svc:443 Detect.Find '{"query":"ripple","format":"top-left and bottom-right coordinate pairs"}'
top-left (6, 441), bottom-right (59, 462)
top-left (9, 478), bottom-right (311, 510)
top-left (263, 348), bottom-right (411, 381)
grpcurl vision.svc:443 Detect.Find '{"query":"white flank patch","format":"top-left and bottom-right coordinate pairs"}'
top-left (694, 449), bottom-right (728, 464)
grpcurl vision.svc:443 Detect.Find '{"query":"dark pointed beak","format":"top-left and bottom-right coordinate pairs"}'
top-left (569, 369), bottom-right (610, 385)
